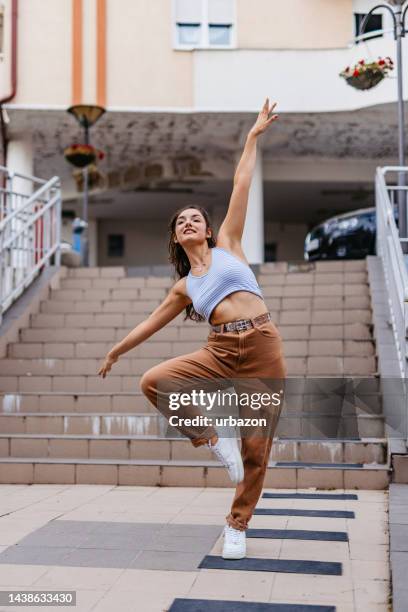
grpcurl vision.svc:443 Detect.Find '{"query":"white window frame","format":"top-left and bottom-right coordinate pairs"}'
top-left (172, 0), bottom-right (236, 51)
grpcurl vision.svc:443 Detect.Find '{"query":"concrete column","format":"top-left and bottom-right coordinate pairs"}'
top-left (7, 136), bottom-right (34, 199)
top-left (88, 218), bottom-right (98, 266)
top-left (234, 146), bottom-right (264, 264)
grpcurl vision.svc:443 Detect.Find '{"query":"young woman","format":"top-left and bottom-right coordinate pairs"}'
top-left (98, 97), bottom-right (287, 560)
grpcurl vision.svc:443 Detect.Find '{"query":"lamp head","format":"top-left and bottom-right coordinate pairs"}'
top-left (67, 105), bottom-right (106, 128)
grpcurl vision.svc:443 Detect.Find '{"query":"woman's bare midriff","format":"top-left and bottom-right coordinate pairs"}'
top-left (207, 290), bottom-right (268, 325)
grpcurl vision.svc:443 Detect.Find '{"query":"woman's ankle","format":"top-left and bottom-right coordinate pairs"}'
top-left (210, 433), bottom-right (218, 445)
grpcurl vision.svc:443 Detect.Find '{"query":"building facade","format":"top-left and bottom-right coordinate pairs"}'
top-left (0, 0), bottom-right (406, 265)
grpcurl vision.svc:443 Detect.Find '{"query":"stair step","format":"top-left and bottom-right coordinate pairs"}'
top-left (63, 260), bottom-right (367, 278)
top-left (0, 355), bottom-right (378, 379)
top-left (0, 433), bottom-right (387, 463)
top-left (7, 339), bottom-right (376, 359)
top-left (19, 323), bottom-right (373, 343)
top-left (29, 310), bottom-right (372, 329)
top-left (0, 456), bottom-right (390, 488)
top-left (39, 300), bottom-right (373, 314)
top-left (0, 391), bottom-right (384, 415)
top-left (0, 412), bottom-right (386, 438)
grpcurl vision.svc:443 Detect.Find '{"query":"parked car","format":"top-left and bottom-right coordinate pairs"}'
top-left (304, 205), bottom-right (399, 261)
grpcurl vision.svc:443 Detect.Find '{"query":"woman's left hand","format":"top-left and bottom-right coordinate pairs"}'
top-left (97, 353), bottom-right (119, 378)
top-left (249, 97), bottom-right (278, 137)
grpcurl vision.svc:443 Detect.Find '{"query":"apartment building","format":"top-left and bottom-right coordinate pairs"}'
top-left (0, 0), bottom-right (406, 265)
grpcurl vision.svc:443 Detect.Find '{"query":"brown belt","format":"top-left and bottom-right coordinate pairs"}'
top-left (210, 311), bottom-right (271, 333)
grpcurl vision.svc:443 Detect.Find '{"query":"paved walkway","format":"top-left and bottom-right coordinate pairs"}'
top-left (0, 485), bottom-right (390, 611)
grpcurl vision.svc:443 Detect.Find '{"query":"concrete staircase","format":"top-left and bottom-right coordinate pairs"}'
top-left (0, 260), bottom-right (390, 488)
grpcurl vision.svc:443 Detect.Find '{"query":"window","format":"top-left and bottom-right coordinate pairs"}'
top-left (174, 0), bottom-right (235, 49)
top-left (107, 234), bottom-right (125, 258)
top-left (355, 12), bottom-right (383, 42)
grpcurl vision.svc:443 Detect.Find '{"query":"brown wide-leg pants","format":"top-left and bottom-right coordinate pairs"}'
top-left (140, 313), bottom-right (287, 531)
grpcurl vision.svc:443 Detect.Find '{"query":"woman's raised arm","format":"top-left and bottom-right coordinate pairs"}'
top-left (217, 97), bottom-right (278, 249)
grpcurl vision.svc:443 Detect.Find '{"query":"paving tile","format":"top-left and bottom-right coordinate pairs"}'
top-left (90, 589), bottom-right (174, 612)
top-left (130, 550), bottom-right (205, 571)
top-left (350, 559), bottom-right (390, 581)
top-left (32, 566), bottom-right (124, 589)
top-left (0, 564), bottom-right (50, 587)
top-left (186, 569), bottom-right (274, 602)
top-left (285, 518), bottom-right (347, 532)
top-left (349, 542), bottom-right (389, 561)
top-left (353, 579), bottom-right (390, 605)
top-left (279, 540), bottom-right (349, 562)
top-left (113, 567), bottom-right (197, 593)
top-left (159, 524), bottom-right (222, 538)
top-left (389, 523), bottom-right (408, 551)
top-left (0, 546), bottom-right (74, 565)
top-left (144, 535), bottom-right (216, 553)
top-left (60, 546), bottom-right (140, 568)
top-left (271, 573), bottom-right (354, 604)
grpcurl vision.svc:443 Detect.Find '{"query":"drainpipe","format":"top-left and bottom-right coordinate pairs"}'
top-left (0, 0), bottom-right (18, 169)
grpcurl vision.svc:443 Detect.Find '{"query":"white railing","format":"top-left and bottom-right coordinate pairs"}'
top-left (375, 166), bottom-right (408, 379)
top-left (0, 166), bottom-right (61, 325)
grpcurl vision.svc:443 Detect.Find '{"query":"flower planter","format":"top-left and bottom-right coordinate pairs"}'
top-left (340, 57), bottom-right (394, 91)
top-left (64, 144), bottom-right (104, 168)
top-left (346, 69), bottom-right (384, 90)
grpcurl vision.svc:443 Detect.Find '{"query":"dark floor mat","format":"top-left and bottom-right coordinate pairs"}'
top-left (198, 555), bottom-right (342, 575)
top-left (262, 493), bottom-right (358, 500)
top-left (246, 528), bottom-right (348, 542)
top-left (168, 599), bottom-right (336, 612)
top-left (253, 509), bottom-right (354, 518)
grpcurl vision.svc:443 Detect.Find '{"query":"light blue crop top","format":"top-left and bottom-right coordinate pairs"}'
top-left (185, 246), bottom-right (264, 322)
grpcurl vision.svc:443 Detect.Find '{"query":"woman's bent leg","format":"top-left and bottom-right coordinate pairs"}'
top-left (140, 345), bottom-right (231, 447)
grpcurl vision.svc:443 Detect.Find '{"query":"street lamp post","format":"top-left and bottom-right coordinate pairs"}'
top-left (359, 0), bottom-right (408, 253)
top-left (66, 105), bottom-right (106, 266)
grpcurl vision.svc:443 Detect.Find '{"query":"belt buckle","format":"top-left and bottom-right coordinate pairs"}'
top-left (236, 319), bottom-right (248, 332)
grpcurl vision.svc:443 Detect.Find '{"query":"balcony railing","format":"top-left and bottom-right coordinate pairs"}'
top-left (375, 166), bottom-right (408, 379)
top-left (0, 166), bottom-right (61, 325)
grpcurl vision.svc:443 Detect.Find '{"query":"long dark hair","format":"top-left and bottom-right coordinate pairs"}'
top-left (168, 204), bottom-right (216, 322)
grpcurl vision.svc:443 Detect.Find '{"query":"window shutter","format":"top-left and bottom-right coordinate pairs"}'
top-left (175, 0), bottom-right (202, 23)
top-left (208, 0), bottom-right (233, 24)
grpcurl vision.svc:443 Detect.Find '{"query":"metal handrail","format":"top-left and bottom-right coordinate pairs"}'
top-left (0, 166), bottom-right (61, 325)
top-left (376, 166), bottom-right (408, 380)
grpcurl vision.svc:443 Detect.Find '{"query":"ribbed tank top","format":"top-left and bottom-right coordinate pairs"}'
top-left (185, 246), bottom-right (264, 322)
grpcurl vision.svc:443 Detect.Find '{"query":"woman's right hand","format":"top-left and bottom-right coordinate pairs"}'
top-left (249, 97), bottom-right (278, 137)
top-left (97, 352), bottom-right (119, 378)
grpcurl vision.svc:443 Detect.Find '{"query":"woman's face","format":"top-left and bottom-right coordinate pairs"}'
top-left (174, 208), bottom-right (210, 247)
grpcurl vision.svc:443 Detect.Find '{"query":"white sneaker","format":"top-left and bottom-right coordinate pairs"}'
top-left (222, 524), bottom-right (246, 559)
top-left (207, 436), bottom-right (244, 484)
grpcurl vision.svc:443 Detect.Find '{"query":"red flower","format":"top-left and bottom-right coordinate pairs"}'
top-left (379, 59), bottom-right (385, 65)
top-left (359, 59), bottom-right (365, 65)
top-left (353, 69), bottom-right (360, 77)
